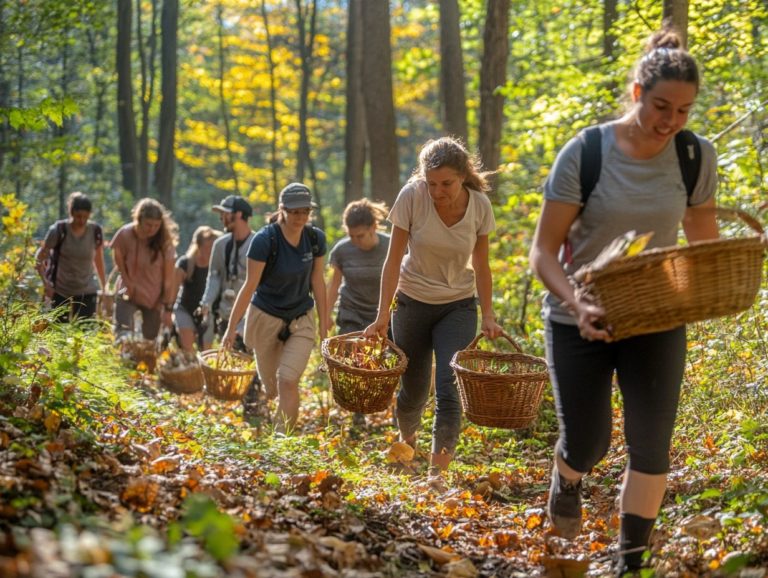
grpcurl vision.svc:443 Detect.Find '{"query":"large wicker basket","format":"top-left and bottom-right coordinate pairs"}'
top-left (158, 362), bottom-right (205, 394)
top-left (97, 268), bottom-right (120, 320)
top-left (199, 349), bottom-right (257, 401)
top-left (120, 338), bottom-right (157, 373)
top-left (575, 208), bottom-right (766, 341)
top-left (451, 332), bottom-right (549, 430)
top-left (321, 332), bottom-right (408, 414)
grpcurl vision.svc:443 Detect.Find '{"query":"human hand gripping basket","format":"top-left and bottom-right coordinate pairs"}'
top-left (573, 208), bottom-right (766, 341)
top-left (321, 332), bottom-right (408, 414)
top-left (451, 332), bottom-right (549, 430)
top-left (158, 350), bottom-right (204, 394)
top-left (199, 349), bottom-right (257, 401)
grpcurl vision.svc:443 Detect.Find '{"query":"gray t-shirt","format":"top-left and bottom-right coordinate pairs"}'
top-left (329, 232), bottom-right (390, 328)
top-left (543, 121), bottom-right (717, 324)
top-left (43, 221), bottom-right (102, 297)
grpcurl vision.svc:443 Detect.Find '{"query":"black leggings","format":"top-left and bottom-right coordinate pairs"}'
top-left (52, 292), bottom-right (97, 322)
top-left (545, 320), bottom-right (686, 475)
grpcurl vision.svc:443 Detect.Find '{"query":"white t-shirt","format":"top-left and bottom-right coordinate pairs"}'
top-left (389, 179), bottom-right (496, 304)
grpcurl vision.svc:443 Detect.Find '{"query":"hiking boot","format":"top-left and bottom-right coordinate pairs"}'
top-left (547, 465), bottom-right (583, 539)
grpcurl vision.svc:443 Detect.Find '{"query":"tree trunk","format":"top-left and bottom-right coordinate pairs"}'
top-left (117, 0), bottom-right (139, 196)
top-left (294, 0), bottom-right (317, 185)
top-left (136, 0), bottom-right (158, 198)
top-left (439, 0), bottom-right (468, 144)
top-left (663, 0), bottom-right (689, 48)
top-left (361, 0), bottom-right (399, 208)
top-left (154, 0), bottom-right (178, 208)
top-left (343, 0), bottom-right (366, 205)
top-left (0, 0), bottom-right (7, 174)
top-left (216, 2), bottom-right (240, 197)
top-left (261, 0), bottom-right (279, 199)
top-left (13, 44), bottom-right (23, 197)
top-left (478, 0), bottom-right (510, 196)
top-left (57, 31), bottom-right (71, 218)
top-left (603, 0), bottom-right (618, 60)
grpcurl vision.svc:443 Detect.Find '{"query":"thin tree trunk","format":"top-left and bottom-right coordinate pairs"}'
top-left (0, 0), bottom-right (7, 174)
top-left (154, 0), bottom-right (178, 208)
top-left (14, 43), bottom-right (23, 198)
top-left (216, 2), bottom-right (240, 196)
top-left (136, 0), bottom-right (158, 197)
top-left (86, 26), bottom-right (108, 173)
top-left (57, 31), bottom-right (71, 218)
top-left (343, 0), bottom-right (366, 205)
top-left (603, 0), bottom-right (618, 60)
top-left (439, 0), bottom-right (468, 143)
top-left (261, 0), bottom-right (279, 199)
top-left (294, 0), bottom-right (317, 185)
top-left (478, 0), bottom-right (510, 196)
top-left (663, 0), bottom-right (689, 47)
top-left (361, 0), bottom-right (399, 208)
top-left (117, 0), bottom-right (139, 196)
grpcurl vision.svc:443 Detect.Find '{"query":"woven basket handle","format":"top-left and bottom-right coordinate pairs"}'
top-left (467, 331), bottom-right (523, 353)
top-left (715, 207), bottom-right (764, 235)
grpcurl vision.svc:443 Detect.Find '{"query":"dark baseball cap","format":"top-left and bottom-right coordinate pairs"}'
top-left (279, 183), bottom-right (317, 210)
top-left (212, 195), bottom-right (252, 218)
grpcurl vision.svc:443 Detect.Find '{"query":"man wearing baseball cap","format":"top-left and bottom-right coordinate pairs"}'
top-left (198, 195), bottom-right (255, 349)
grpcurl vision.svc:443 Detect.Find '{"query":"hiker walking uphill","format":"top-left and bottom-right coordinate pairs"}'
top-left (35, 191), bottom-right (106, 322)
top-left (171, 226), bottom-right (222, 352)
top-left (111, 198), bottom-right (179, 340)
top-left (223, 183), bottom-right (329, 433)
top-left (363, 137), bottom-right (503, 479)
top-left (528, 27), bottom-right (719, 575)
top-left (198, 196), bottom-right (255, 351)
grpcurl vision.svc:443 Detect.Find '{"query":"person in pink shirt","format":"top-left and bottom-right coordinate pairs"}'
top-left (111, 198), bottom-right (179, 340)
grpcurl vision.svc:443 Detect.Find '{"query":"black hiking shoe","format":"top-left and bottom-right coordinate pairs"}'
top-left (547, 464), bottom-right (583, 539)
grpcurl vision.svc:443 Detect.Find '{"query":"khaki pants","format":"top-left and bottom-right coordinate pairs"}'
top-left (243, 305), bottom-right (315, 398)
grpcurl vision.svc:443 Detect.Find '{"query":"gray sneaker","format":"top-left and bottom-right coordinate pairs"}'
top-left (547, 465), bottom-right (583, 539)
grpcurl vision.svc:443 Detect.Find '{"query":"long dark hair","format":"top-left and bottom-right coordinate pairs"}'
top-left (131, 198), bottom-right (179, 261)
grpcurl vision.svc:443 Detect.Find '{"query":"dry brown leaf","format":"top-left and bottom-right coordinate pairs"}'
top-left (681, 514), bottom-right (721, 540)
top-left (541, 556), bottom-right (590, 578)
top-left (121, 477), bottom-right (160, 512)
top-left (318, 536), bottom-right (359, 568)
top-left (445, 558), bottom-right (478, 578)
top-left (416, 543), bottom-right (460, 566)
top-left (321, 490), bottom-right (341, 510)
top-left (149, 455), bottom-right (180, 475)
top-left (386, 441), bottom-right (415, 464)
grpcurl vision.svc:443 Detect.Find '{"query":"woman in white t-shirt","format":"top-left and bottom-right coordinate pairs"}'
top-left (364, 137), bottom-right (502, 477)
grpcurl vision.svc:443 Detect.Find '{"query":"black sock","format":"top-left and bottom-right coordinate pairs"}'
top-left (619, 513), bottom-right (655, 570)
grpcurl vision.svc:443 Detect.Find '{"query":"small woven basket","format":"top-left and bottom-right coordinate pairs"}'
top-left (576, 208), bottom-right (766, 341)
top-left (199, 349), bottom-right (257, 401)
top-left (321, 332), bottom-right (408, 414)
top-left (158, 363), bottom-right (205, 394)
top-left (97, 268), bottom-right (120, 320)
top-left (451, 332), bottom-right (549, 430)
top-left (121, 339), bottom-right (157, 373)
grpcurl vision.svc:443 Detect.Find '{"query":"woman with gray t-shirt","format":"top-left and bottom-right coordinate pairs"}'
top-left (363, 137), bottom-right (503, 480)
top-left (35, 192), bottom-right (106, 321)
top-left (529, 28), bottom-right (719, 575)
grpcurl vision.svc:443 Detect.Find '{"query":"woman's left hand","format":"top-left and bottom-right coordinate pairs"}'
top-left (480, 316), bottom-right (503, 340)
top-left (161, 310), bottom-right (173, 328)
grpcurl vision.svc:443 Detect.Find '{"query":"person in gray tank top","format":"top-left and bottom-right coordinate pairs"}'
top-left (35, 191), bottom-right (106, 322)
top-left (529, 27), bottom-right (719, 575)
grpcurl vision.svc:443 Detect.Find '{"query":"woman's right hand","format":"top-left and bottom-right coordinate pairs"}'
top-left (571, 296), bottom-right (612, 342)
top-left (221, 327), bottom-right (236, 350)
top-left (362, 316), bottom-right (389, 339)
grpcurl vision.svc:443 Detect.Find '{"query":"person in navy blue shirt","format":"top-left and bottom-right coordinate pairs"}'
top-left (223, 183), bottom-right (329, 433)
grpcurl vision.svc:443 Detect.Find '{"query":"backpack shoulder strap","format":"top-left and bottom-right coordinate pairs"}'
top-left (305, 225), bottom-right (320, 257)
top-left (579, 126), bottom-right (602, 210)
top-left (93, 223), bottom-right (103, 247)
top-left (674, 129), bottom-right (701, 205)
top-left (223, 233), bottom-right (235, 279)
top-left (184, 255), bottom-right (195, 279)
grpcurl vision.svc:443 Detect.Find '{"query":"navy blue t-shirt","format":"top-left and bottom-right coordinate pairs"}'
top-left (248, 223), bottom-right (326, 321)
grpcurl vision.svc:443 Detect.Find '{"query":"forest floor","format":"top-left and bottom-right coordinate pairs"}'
top-left (0, 322), bottom-right (767, 578)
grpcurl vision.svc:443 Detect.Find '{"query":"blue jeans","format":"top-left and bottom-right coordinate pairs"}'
top-left (545, 320), bottom-right (686, 475)
top-left (392, 291), bottom-right (477, 455)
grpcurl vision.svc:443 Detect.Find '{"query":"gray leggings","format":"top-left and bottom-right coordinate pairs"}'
top-left (545, 320), bottom-right (686, 475)
top-left (392, 292), bottom-right (477, 455)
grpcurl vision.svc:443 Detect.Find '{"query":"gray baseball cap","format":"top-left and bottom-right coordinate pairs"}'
top-left (279, 183), bottom-right (317, 210)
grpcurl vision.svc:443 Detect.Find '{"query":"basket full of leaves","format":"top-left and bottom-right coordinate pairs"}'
top-left (451, 332), bottom-right (549, 430)
top-left (572, 208), bottom-right (766, 341)
top-left (118, 336), bottom-right (157, 373)
top-left (199, 349), bottom-right (257, 401)
top-left (158, 349), bottom-right (204, 394)
top-left (321, 332), bottom-right (407, 414)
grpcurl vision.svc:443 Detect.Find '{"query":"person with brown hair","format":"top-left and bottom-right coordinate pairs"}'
top-left (363, 136), bottom-right (503, 478)
top-left (528, 27), bottom-right (719, 575)
top-left (171, 226), bottom-right (222, 352)
top-left (35, 191), bottom-right (106, 321)
top-left (111, 198), bottom-right (179, 340)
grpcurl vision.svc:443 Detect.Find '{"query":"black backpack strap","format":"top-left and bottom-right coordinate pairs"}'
top-left (48, 220), bottom-right (68, 285)
top-left (223, 234), bottom-right (235, 280)
top-left (93, 223), bottom-right (103, 247)
top-left (579, 126), bottom-right (602, 211)
top-left (305, 225), bottom-right (320, 257)
top-left (260, 224), bottom-right (279, 282)
top-left (674, 129), bottom-right (701, 205)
